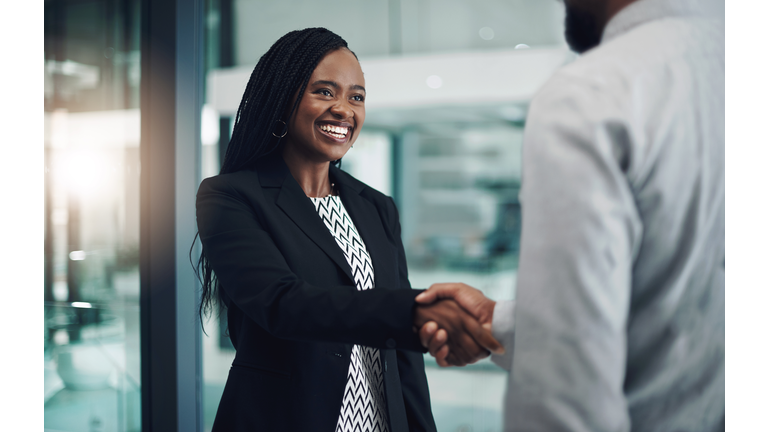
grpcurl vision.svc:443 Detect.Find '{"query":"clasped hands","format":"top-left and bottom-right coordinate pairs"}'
top-left (412, 283), bottom-right (504, 367)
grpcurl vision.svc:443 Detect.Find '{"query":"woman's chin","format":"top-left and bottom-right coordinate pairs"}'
top-left (329, 151), bottom-right (351, 162)
top-left (318, 144), bottom-right (353, 162)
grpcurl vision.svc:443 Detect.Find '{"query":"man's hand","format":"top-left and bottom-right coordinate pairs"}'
top-left (415, 283), bottom-right (503, 366)
top-left (413, 297), bottom-right (503, 366)
top-left (417, 283), bottom-right (497, 324)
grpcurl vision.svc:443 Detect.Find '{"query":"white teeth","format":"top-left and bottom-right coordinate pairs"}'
top-left (320, 124), bottom-right (349, 137)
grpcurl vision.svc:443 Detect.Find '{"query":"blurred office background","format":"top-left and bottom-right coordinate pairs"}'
top-left (44, 0), bottom-right (573, 431)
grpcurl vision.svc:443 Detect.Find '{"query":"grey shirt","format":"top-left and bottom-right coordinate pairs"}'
top-left (491, 1), bottom-right (725, 431)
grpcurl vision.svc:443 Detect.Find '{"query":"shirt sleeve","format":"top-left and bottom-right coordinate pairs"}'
top-left (504, 73), bottom-right (642, 432)
top-left (490, 300), bottom-right (516, 371)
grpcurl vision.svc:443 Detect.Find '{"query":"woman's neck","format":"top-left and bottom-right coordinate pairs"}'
top-left (281, 147), bottom-right (334, 198)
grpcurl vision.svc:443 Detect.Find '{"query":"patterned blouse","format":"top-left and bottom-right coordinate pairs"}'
top-left (309, 194), bottom-right (390, 432)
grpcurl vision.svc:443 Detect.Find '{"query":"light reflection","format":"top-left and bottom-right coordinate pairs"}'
top-left (56, 151), bottom-right (112, 197)
top-left (53, 280), bottom-right (69, 302)
top-left (202, 104), bottom-right (221, 146)
top-left (426, 75), bottom-right (443, 89)
top-left (479, 27), bottom-right (495, 40)
top-left (69, 250), bottom-right (86, 261)
top-left (71, 302), bottom-right (93, 309)
top-left (52, 208), bottom-right (68, 225)
top-left (53, 329), bottom-right (70, 345)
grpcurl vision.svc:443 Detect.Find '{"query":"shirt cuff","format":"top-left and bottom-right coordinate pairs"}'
top-left (490, 299), bottom-right (515, 371)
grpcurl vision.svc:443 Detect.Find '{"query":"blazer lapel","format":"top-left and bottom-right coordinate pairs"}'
top-left (332, 167), bottom-right (397, 291)
top-left (258, 155), bottom-right (355, 283)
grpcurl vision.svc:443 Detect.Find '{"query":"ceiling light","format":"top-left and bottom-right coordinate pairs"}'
top-left (426, 75), bottom-right (443, 89)
top-left (479, 27), bottom-right (495, 40)
top-left (69, 250), bottom-right (86, 261)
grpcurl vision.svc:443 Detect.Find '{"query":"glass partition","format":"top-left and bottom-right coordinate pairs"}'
top-left (230, 0), bottom-right (564, 60)
top-left (44, 1), bottom-right (142, 430)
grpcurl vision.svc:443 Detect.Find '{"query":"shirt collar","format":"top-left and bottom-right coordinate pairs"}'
top-left (602, 0), bottom-right (724, 44)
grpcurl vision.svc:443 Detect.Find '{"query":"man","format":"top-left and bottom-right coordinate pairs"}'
top-left (417, 0), bottom-right (725, 430)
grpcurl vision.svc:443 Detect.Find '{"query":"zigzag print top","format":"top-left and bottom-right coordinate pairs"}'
top-left (309, 195), bottom-right (390, 432)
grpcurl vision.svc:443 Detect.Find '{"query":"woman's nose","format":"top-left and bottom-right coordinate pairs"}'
top-left (329, 100), bottom-right (353, 119)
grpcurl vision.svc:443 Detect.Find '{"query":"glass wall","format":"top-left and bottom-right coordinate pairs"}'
top-left (44, 1), bottom-right (142, 430)
top-left (201, 1), bottom-right (571, 431)
top-left (230, 0), bottom-right (565, 60)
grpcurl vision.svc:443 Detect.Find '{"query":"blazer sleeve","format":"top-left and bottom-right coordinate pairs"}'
top-left (385, 197), bottom-right (438, 432)
top-left (196, 176), bottom-right (425, 352)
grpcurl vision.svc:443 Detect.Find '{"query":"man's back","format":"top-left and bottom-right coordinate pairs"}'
top-left (505, 0), bottom-right (724, 430)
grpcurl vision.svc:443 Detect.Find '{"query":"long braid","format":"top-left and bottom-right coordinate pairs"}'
top-left (196, 28), bottom-right (357, 325)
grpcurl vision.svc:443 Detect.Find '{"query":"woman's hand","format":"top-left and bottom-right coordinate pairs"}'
top-left (413, 298), bottom-right (502, 366)
top-left (415, 283), bottom-right (504, 366)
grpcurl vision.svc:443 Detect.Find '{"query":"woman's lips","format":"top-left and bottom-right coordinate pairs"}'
top-left (317, 123), bottom-right (352, 143)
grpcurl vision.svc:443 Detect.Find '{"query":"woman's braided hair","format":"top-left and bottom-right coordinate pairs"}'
top-left (196, 28), bottom-right (355, 326)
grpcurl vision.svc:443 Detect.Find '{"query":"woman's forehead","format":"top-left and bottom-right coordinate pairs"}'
top-left (310, 49), bottom-right (364, 87)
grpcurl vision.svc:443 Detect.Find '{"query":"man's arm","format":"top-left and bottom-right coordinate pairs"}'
top-left (504, 73), bottom-right (642, 431)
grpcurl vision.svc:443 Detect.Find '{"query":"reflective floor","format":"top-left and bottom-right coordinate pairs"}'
top-left (44, 350), bottom-right (141, 432)
top-left (44, 299), bottom-right (142, 432)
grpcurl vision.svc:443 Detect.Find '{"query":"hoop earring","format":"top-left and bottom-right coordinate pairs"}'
top-left (272, 120), bottom-right (288, 138)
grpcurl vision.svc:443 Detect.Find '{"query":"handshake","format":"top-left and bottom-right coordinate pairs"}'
top-left (412, 283), bottom-right (504, 367)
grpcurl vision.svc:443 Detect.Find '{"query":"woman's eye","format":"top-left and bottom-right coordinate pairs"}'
top-left (352, 95), bottom-right (365, 102)
top-left (318, 89), bottom-right (332, 97)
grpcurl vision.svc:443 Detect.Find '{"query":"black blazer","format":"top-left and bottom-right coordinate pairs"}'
top-left (196, 153), bottom-right (437, 432)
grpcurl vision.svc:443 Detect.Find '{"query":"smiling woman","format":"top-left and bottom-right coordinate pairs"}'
top-left (194, 28), bottom-right (451, 432)
top-left (282, 48), bottom-right (366, 196)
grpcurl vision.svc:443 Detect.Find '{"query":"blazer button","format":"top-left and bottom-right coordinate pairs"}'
top-left (385, 338), bottom-right (396, 349)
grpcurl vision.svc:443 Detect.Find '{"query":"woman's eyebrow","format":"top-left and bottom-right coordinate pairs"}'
top-left (311, 80), bottom-right (366, 93)
top-left (311, 80), bottom-right (339, 89)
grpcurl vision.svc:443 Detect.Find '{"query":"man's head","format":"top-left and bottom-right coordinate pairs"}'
top-left (563, 0), bottom-right (638, 53)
